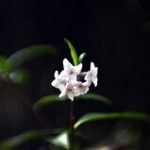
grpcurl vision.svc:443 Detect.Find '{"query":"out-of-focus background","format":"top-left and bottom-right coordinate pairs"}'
top-left (0, 0), bottom-right (150, 149)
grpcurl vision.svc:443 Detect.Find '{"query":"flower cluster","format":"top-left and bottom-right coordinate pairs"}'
top-left (51, 58), bottom-right (98, 101)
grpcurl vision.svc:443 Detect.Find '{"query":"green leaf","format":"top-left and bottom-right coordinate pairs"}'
top-left (6, 45), bottom-right (58, 69)
top-left (33, 93), bottom-right (111, 111)
top-left (0, 56), bottom-right (12, 74)
top-left (0, 130), bottom-right (51, 150)
top-left (79, 52), bottom-right (86, 63)
top-left (64, 38), bottom-right (79, 65)
top-left (9, 69), bottom-right (28, 85)
top-left (33, 95), bottom-right (67, 111)
top-left (74, 112), bottom-right (150, 129)
top-left (48, 130), bottom-right (80, 150)
top-left (50, 131), bottom-right (70, 150)
top-left (0, 56), bottom-right (7, 73)
top-left (77, 93), bottom-right (112, 105)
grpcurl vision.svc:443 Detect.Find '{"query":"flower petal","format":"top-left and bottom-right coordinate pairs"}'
top-left (74, 63), bottom-right (82, 75)
top-left (54, 70), bottom-right (59, 78)
top-left (63, 58), bottom-right (72, 71)
top-left (84, 62), bottom-right (98, 87)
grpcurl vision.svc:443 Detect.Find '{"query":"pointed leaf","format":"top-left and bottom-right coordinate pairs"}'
top-left (77, 93), bottom-right (112, 105)
top-left (48, 130), bottom-right (80, 150)
top-left (64, 38), bottom-right (79, 65)
top-left (33, 95), bottom-right (67, 111)
top-left (6, 45), bottom-right (58, 69)
top-left (74, 112), bottom-right (150, 129)
top-left (79, 52), bottom-right (86, 63)
top-left (50, 131), bottom-right (70, 150)
top-left (0, 130), bottom-right (51, 150)
top-left (33, 93), bottom-right (111, 111)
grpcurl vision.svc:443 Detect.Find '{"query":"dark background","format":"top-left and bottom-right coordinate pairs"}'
top-left (0, 0), bottom-right (150, 149)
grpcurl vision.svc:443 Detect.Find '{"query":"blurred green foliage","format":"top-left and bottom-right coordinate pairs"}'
top-left (0, 42), bottom-right (149, 150)
top-left (33, 93), bottom-right (111, 111)
top-left (0, 130), bottom-right (51, 150)
top-left (74, 112), bottom-right (150, 129)
top-left (0, 44), bottom-right (57, 85)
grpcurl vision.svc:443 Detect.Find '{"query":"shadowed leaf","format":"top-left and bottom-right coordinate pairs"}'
top-left (33, 95), bottom-right (67, 111)
top-left (0, 56), bottom-right (12, 74)
top-left (77, 93), bottom-right (111, 105)
top-left (0, 130), bottom-right (51, 150)
top-left (6, 45), bottom-right (58, 69)
top-left (33, 93), bottom-right (111, 111)
top-left (74, 112), bottom-right (150, 129)
top-left (48, 130), bottom-right (80, 150)
top-left (9, 69), bottom-right (28, 85)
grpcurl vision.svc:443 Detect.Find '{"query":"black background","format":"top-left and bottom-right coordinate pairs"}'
top-left (0, 0), bottom-right (150, 149)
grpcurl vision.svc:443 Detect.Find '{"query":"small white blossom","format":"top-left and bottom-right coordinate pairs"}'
top-left (62, 58), bottom-right (82, 80)
top-left (59, 82), bottom-right (75, 101)
top-left (51, 58), bottom-right (98, 101)
top-left (59, 80), bottom-right (89, 101)
top-left (84, 62), bottom-right (98, 87)
top-left (73, 81), bottom-right (89, 96)
top-left (51, 71), bottom-right (68, 92)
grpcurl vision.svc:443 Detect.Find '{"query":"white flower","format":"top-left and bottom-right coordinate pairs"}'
top-left (51, 58), bottom-right (98, 101)
top-left (59, 82), bottom-right (75, 101)
top-left (62, 58), bottom-right (82, 80)
top-left (51, 70), bottom-right (68, 92)
top-left (73, 81), bottom-right (89, 96)
top-left (84, 62), bottom-right (98, 87)
top-left (59, 80), bottom-right (89, 101)
top-left (51, 58), bottom-right (82, 92)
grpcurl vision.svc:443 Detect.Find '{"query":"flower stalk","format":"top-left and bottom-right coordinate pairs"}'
top-left (70, 100), bottom-right (75, 150)
top-left (51, 40), bottom-right (98, 149)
